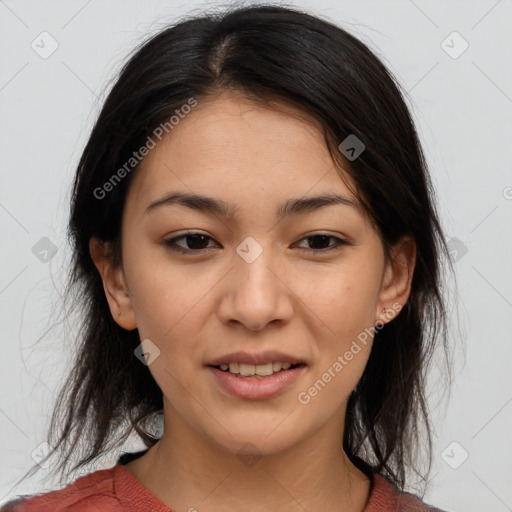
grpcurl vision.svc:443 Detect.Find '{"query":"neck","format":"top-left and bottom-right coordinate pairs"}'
top-left (124, 407), bottom-right (371, 512)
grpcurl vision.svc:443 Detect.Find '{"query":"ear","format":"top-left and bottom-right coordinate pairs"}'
top-left (89, 236), bottom-right (137, 330)
top-left (375, 235), bottom-right (416, 326)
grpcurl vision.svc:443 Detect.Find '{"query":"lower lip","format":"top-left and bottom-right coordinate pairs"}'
top-left (207, 365), bottom-right (306, 400)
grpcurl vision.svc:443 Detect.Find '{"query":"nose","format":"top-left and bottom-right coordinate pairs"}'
top-left (216, 240), bottom-right (294, 331)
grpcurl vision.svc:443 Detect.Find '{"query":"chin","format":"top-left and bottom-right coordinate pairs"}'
top-left (201, 416), bottom-right (306, 458)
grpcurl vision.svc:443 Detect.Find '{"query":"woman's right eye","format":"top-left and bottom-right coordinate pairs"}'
top-left (163, 232), bottom-right (218, 253)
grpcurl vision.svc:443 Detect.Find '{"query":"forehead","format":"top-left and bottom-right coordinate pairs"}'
top-left (125, 92), bottom-right (360, 217)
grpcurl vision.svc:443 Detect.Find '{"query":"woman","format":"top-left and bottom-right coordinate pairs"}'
top-left (2, 4), bottom-right (453, 511)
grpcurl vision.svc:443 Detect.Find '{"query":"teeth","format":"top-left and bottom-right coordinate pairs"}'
top-left (217, 362), bottom-right (295, 376)
top-left (239, 363), bottom-right (255, 376)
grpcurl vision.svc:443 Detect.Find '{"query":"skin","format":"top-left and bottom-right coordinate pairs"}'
top-left (90, 91), bottom-right (416, 512)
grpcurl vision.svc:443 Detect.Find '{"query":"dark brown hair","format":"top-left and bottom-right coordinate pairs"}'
top-left (21, 3), bottom-right (454, 493)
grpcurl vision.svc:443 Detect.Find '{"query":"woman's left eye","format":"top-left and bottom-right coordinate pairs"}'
top-left (163, 232), bottom-right (348, 254)
top-left (295, 234), bottom-right (348, 253)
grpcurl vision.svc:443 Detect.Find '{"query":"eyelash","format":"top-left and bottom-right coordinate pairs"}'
top-left (163, 232), bottom-right (349, 255)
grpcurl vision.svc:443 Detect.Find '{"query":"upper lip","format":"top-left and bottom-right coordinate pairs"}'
top-left (206, 350), bottom-right (305, 367)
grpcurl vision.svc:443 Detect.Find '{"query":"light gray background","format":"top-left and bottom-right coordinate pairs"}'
top-left (1, 1), bottom-right (511, 510)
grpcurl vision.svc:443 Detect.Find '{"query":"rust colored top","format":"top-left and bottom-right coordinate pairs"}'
top-left (1, 456), bottom-right (447, 512)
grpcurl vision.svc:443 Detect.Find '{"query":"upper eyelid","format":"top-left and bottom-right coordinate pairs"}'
top-left (167, 231), bottom-right (343, 241)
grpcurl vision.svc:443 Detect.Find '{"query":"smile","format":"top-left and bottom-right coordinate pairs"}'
top-left (214, 362), bottom-right (302, 377)
top-left (208, 363), bottom-right (307, 400)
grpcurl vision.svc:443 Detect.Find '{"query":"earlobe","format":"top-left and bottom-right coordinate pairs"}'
top-left (89, 237), bottom-right (138, 330)
top-left (375, 236), bottom-right (416, 326)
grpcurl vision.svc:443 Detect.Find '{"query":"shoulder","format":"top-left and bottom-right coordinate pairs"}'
top-left (366, 473), bottom-right (449, 512)
top-left (0, 466), bottom-right (121, 512)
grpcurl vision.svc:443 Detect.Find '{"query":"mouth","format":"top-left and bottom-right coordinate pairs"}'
top-left (206, 356), bottom-right (307, 400)
top-left (205, 350), bottom-right (307, 399)
top-left (209, 361), bottom-right (306, 379)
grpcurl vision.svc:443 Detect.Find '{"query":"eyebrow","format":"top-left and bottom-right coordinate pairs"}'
top-left (145, 191), bottom-right (360, 219)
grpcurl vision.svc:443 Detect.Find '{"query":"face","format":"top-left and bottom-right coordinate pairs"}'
top-left (91, 91), bottom-right (415, 456)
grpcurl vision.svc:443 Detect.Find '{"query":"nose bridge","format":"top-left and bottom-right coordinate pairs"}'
top-left (219, 235), bottom-right (293, 330)
top-left (235, 235), bottom-right (281, 302)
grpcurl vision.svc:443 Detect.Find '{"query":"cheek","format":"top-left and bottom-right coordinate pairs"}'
top-left (294, 262), bottom-right (382, 342)
top-left (124, 246), bottom-right (218, 337)
top-left (295, 261), bottom-right (380, 403)
top-left (125, 261), bottom-right (214, 402)
top-left (297, 344), bottom-right (371, 417)
top-left (297, 273), bottom-right (375, 410)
